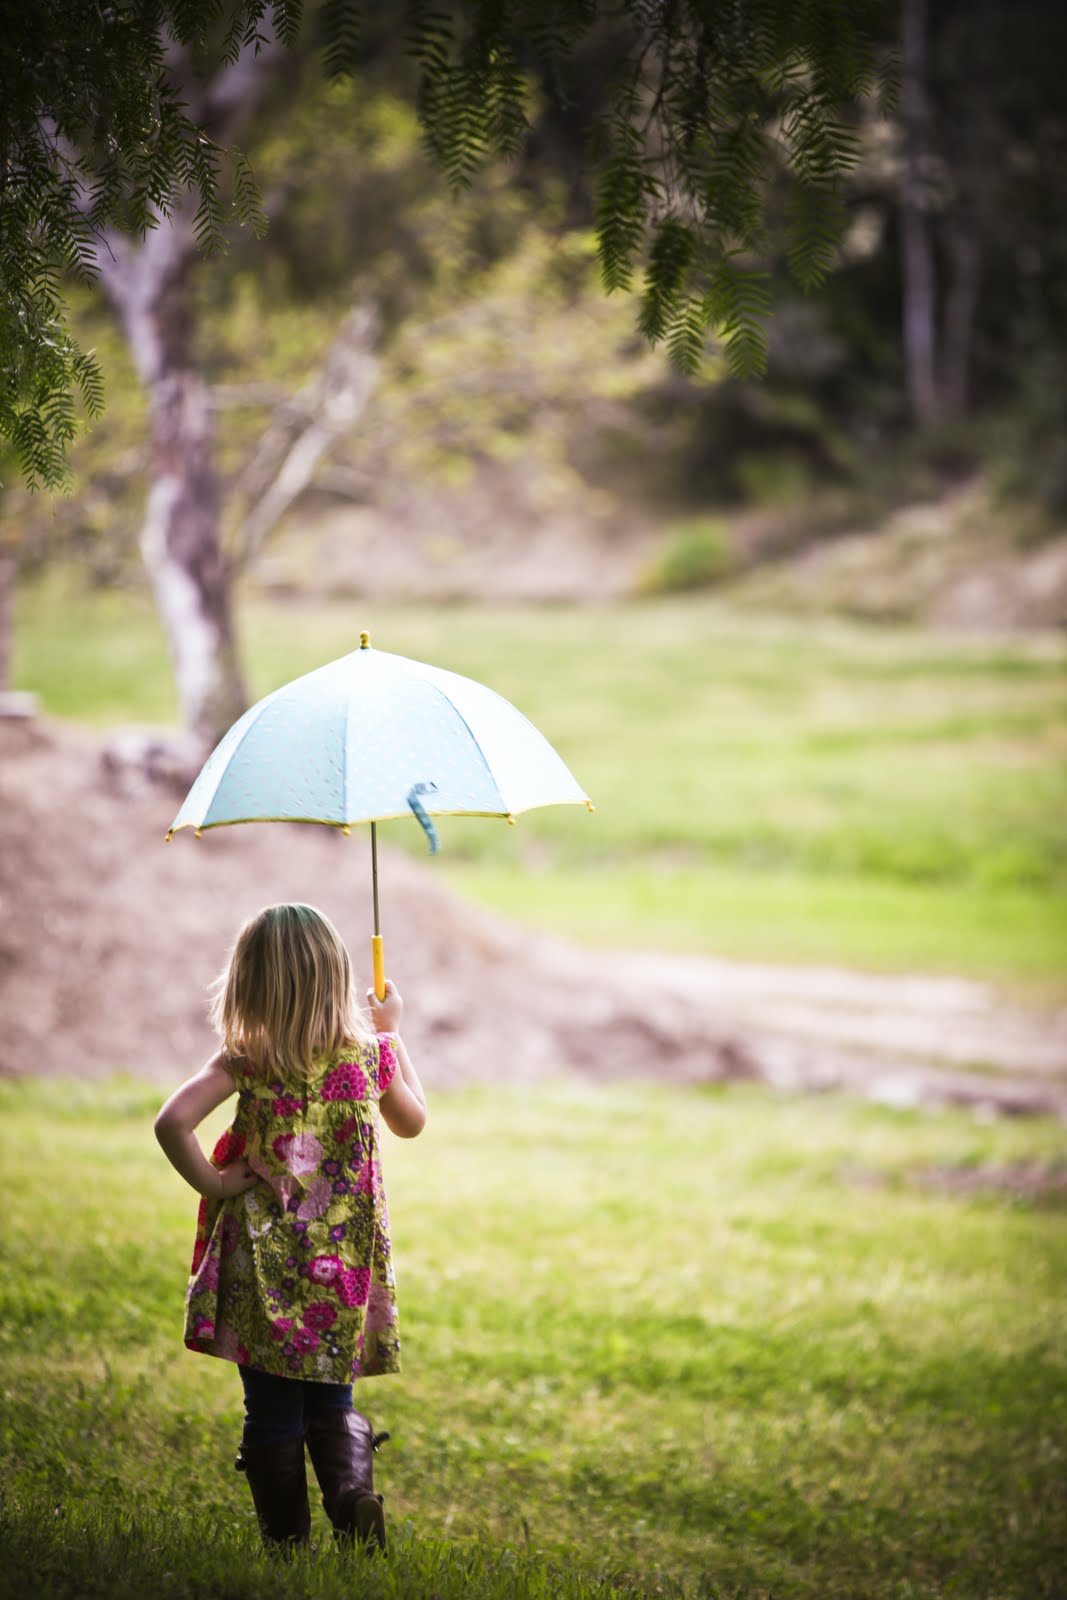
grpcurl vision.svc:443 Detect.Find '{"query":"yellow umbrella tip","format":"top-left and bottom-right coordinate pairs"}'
top-left (360, 631), bottom-right (371, 649)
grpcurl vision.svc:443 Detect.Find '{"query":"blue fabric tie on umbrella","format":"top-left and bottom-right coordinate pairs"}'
top-left (406, 783), bottom-right (440, 854)
top-left (168, 632), bottom-right (592, 995)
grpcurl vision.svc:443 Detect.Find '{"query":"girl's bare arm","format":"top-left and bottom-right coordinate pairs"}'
top-left (368, 980), bottom-right (427, 1139)
top-left (155, 1053), bottom-right (258, 1198)
top-left (380, 1034), bottom-right (427, 1138)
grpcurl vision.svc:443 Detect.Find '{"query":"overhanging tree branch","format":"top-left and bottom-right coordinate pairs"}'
top-left (227, 305), bottom-right (381, 575)
top-left (1, 0), bottom-right (895, 488)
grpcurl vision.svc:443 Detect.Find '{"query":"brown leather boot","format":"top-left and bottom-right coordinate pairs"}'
top-left (235, 1435), bottom-right (312, 1549)
top-left (304, 1408), bottom-right (390, 1551)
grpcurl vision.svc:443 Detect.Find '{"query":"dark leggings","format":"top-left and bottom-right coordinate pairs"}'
top-left (239, 1366), bottom-right (354, 1449)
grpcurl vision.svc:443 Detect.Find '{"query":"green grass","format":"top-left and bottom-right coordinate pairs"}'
top-left (1, 1076), bottom-right (1066, 1599)
top-left (12, 573), bottom-right (1067, 988)
top-left (438, 863), bottom-right (1067, 985)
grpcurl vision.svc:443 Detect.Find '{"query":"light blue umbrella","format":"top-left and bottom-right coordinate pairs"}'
top-left (168, 632), bottom-right (592, 995)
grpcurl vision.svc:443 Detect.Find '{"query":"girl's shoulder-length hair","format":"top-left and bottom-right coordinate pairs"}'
top-left (210, 903), bottom-right (374, 1084)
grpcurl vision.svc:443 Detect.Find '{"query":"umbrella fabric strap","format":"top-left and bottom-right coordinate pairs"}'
top-left (407, 784), bottom-right (440, 854)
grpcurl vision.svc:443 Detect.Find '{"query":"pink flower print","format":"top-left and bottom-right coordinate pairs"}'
top-left (304, 1301), bottom-right (338, 1332)
top-left (321, 1062), bottom-right (369, 1103)
top-left (273, 1095), bottom-right (304, 1117)
top-left (269, 1317), bottom-right (294, 1343)
top-left (271, 1131), bottom-right (324, 1175)
top-left (191, 1314), bottom-right (215, 1341)
top-left (297, 1176), bottom-right (333, 1221)
top-left (366, 1280), bottom-right (395, 1332)
top-left (219, 1214), bottom-right (240, 1255)
top-left (308, 1253), bottom-right (345, 1286)
top-left (237, 1344), bottom-right (250, 1365)
top-left (194, 1251), bottom-right (220, 1292)
top-left (333, 1118), bottom-right (359, 1145)
top-left (377, 1035), bottom-right (398, 1093)
top-left (290, 1328), bottom-right (321, 1354)
top-left (353, 1159), bottom-right (378, 1197)
top-left (211, 1128), bottom-right (246, 1166)
top-left (336, 1267), bottom-right (371, 1309)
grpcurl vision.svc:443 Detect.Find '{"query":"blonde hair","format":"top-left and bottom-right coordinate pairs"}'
top-left (211, 903), bottom-right (373, 1082)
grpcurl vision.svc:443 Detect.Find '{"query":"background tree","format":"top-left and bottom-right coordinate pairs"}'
top-left (2, 0), bottom-right (895, 744)
top-left (0, 0), bottom-right (300, 491)
top-left (896, 0), bottom-right (1067, 432)
top-left (3, 0), bottom-right (894, 489)
top-left (87, 38), bottom-right (289, 741)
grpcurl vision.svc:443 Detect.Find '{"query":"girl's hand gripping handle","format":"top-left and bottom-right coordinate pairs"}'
top-left (367, 978), bottom-right (403, 1034)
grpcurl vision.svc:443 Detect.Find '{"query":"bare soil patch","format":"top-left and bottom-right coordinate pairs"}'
top-left (0, 717), bottom-right (753, 1091)
top-left (2, 716), bottom-right (1064, 1116)
top-left (841, 1159), bottom-right (1067, 1206)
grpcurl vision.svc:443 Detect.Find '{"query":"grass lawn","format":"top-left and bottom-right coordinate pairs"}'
top-left (11, 574), bottom-right (1067, 990)
top-left (1, 1076), bottom-right (1065, 1599)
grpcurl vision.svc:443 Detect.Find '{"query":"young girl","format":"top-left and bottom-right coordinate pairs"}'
top-left (155, 903), bottom-right (427, 1552)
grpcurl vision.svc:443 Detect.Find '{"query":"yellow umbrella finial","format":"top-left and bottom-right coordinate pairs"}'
top-left (360, 631), bottom-right (371, 649)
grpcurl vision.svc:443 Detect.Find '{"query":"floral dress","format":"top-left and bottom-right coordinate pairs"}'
top-left (184, 1033), bottom-right (400, 1383)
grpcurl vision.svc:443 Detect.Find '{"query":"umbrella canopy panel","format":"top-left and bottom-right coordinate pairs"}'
top-left (169, 645), bottom-right (589, 834)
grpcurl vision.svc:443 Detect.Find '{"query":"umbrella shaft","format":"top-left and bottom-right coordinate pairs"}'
top-left (371, 821), bottom-right (380, 936)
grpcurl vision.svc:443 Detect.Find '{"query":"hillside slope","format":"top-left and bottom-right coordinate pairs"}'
top-left (3, 716), bottom-right (1064, 1114)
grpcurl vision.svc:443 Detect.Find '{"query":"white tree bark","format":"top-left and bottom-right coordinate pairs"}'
top-left (91, 39), bottom-right (283, 747)
top-left (0, 551), bottom-right (13, 693)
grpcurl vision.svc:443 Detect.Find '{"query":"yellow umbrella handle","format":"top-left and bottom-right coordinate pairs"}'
top-left (369, 819), bottom-right (385, 1001)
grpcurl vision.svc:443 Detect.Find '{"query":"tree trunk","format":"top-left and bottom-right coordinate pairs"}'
top-left (138, 220), bottom-right (246, 745)
top-left (97, 211), bottom-right (246, 747)
top-left (88, 38), bottom-right (281, 749)
top-left (0, 551), bottom-right (13, 693)
top-left (941, 221), bottom-right (981, 419)
top-left (899, 0), bottom-right (940, 428)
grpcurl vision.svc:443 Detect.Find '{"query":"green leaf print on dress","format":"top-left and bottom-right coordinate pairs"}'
top-left (184, 1034), bottom-right (401, 1383)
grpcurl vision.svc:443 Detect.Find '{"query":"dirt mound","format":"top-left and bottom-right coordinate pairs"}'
top-left (0, 717), bottom-right (755, 1089)
top-left (5, 717), bottom-right (1064, 1116)
top-left (730, 480), bottom-right (1067, 631)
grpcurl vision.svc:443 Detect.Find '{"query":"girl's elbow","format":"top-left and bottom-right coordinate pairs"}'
top-left (154, 1107), bottom-right (178, 1146)
top-left (390, 1106), bottom-right (427, 1139)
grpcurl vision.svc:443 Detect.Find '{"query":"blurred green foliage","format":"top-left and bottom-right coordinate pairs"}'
top-left (7, 0), bottom-right (1067, 587)
top-left (640, 520), bottom-right (737, 594)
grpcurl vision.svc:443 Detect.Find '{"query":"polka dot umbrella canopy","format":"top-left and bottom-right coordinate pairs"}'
top-left (167, 632), bottom-right (593, 996)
